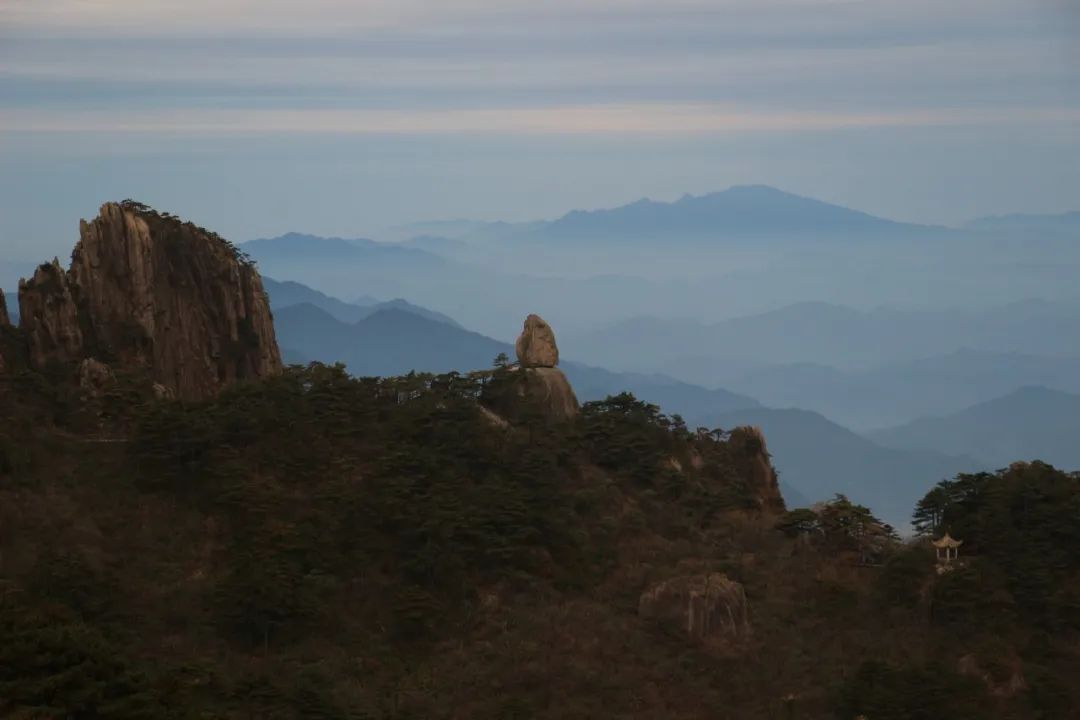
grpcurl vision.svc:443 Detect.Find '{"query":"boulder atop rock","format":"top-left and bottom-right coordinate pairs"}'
top-left (639, 572), bottom-right (750, 646)
top-left (515, 314), bottom-right (559, 368)
top-left (16, 201), bottom-right (282, 401)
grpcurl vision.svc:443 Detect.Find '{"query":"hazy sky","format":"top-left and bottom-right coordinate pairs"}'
top-left (1, 0), bottom-right (1078, 259)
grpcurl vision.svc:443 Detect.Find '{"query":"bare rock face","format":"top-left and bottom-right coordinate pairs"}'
top-left (639, 573), bottom-right (750, 645)
top-left (519, 366), bottom-right (579, 421)
top-left (18, 260), bottom-right (85, 366)
top-left (731, 426), bottom-right (785, 512)
top-left (16, 202), bottom-right (282, 401)
top-left (515, 314), bottom-right (559, 368)
top-left (0, 290), bottom-right (9, 328)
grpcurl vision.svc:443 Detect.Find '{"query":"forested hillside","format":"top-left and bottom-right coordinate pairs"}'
top-left (1, 356), bottom-right (1079, 718)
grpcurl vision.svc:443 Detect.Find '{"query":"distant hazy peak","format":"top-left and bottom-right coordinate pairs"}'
top-left (540, 184), bottom-right (927, 240)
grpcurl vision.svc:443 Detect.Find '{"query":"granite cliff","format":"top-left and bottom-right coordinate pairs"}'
top-left (13, 201), bottom-right (281, 401)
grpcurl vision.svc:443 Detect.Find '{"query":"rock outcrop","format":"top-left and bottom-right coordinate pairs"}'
top-left (519, 366), bottom-right (579, 421)
top-left (732, 426), bottom-right (785, 512)
top-left (639, 573), bottom-right (750, 646)
top-left (958, 653), bottom-right (1027, 698)
top-left (18, 260), bottom-right (84, 366)
top-left (507, 314), bottom-right (578, 420)
top-left (16, 202), bottom-right (282, 401)
top-left (0, 290), bottom-right (9, 328)
top-left (515, 314), bottom-right (559, 368)
top-left (78, 357), bottom-right (115, 398)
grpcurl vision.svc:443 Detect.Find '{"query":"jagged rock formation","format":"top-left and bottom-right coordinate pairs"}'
top-left (733, 426), bottom-right (785, 512)
top-left (16, 202), bottom-right (282, 401)
top-left (18, 260), bottom-right (85, 365)
top-left (639, 573), bottom-right (750, 646)
top-left (515, 313), bottom-right (559, 368)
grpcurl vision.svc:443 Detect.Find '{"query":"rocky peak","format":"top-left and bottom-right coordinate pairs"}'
top-left (15, 201), bottom-right (282, 401)
top-left (18, 259), bottom-right (84, 365)
top-left (515, 313), bottom-right (559, 368)
top-left (733, 426), bottom-right (785, 512)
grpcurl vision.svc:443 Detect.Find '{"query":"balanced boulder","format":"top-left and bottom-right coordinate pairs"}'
top-left (515, 313), bottom-right (559, 368)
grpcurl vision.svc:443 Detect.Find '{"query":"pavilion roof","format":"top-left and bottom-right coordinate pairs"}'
top-left (932, 532), bottom-right (963, 549)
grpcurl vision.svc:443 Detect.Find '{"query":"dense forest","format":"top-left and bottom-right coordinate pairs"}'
top-left (1, 355), bottom-right (1079, 718)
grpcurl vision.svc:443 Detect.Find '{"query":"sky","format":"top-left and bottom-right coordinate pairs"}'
top-left (1, 0), bottom-right (1078, 260)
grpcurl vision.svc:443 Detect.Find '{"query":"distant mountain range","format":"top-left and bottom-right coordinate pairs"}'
top-left (570, 299), bottom-right (1080, 386)
top-left (384, 187), bottom-right (1076, 244)
top-left (706, 407), bottom-right (982, 528)
top-left (244, 232), bottom-right (444, 265)
top-left (532, 185), bottom-right (935, 243)
top-left (723, 349), bottom-right (1080, 430)
top-left (868, 386), bottom-right (1080, 471)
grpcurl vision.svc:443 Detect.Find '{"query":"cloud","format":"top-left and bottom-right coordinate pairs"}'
top-left (0, 0), bottom-right (1064, 38)
top-left (4, 104), bottom-right (1077, 136)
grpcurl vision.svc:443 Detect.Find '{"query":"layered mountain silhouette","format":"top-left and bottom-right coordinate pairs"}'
top-left (262, 277), bottom-right (460, 327)
top-left (724, 349), bottom-right (1080, 429)
top-left (573, 299), bottom-right (1080, 386)
top-left (868, 386), bottom-right (1080, 470)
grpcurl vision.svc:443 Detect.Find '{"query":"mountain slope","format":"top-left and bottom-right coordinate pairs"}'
top-left (536, 185), bottom-right (931, 242)
top-left (263, 277), bottom-right (375, 323)
top-left (263, 277), bottom-right (461, 328)
top-left (704, 407), bottom-right (982, 527)
top-left (868, 386), bottom-right (1080, 470)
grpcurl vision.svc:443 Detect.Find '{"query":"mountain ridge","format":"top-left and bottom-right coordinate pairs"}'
top-left (868, 386), bottom-right (1080, 470)
top-left (528, 185), bottom-right (946, 242)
